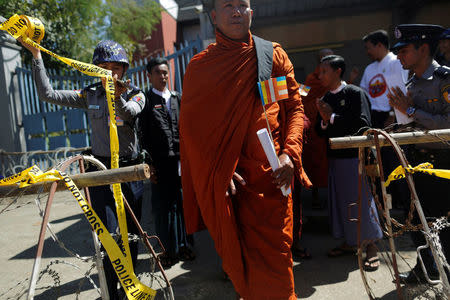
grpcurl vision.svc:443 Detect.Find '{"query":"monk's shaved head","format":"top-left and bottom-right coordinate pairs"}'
top-left (210, 0), bottom-right (253, 42)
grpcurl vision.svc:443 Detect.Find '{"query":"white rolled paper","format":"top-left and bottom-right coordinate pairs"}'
top-left (256, 128), bottom-right (291, 196)
top-left (394, 107), bottom-right (413, 124)
top-left (387, 83), bottom-right (413, 125)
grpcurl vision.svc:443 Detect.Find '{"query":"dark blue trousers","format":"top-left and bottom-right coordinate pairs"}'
top-left (88, 163), bottom-right (143, 299)
top-left (151, 157), bottom-right (188, 258)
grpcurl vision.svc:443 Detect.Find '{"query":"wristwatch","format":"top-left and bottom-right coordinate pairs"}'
top-left (406, 106), bottom-right (416, 117)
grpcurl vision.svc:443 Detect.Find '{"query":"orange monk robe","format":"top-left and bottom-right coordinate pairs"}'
top-left (301, 66), bottom-right (329, 188)
top-left (180, 31), bottom-right (311, 300)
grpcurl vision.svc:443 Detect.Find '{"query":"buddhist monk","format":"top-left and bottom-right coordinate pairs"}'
top-left (179, 0), bottom-right (311, 299)
top-left (301, 49), bottom-right (333, 193)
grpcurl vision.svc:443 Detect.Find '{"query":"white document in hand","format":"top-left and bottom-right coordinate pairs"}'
top-left (256, 128), bottom-right (291, 196)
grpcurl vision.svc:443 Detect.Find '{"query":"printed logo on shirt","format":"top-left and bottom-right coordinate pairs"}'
top-left (340, 100), bottom-right (345, 106)
top-left (368, 74), bottom-right (387, 98)
top-left (154, 104), bottom-right (162, 109)
top-left (88, 104), bottom-right (100, 110)
top-left (442, 84), bottom-right (450, 103)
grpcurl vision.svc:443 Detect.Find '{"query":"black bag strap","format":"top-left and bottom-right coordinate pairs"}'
top-left (253, 35), bottom-right (273, 82)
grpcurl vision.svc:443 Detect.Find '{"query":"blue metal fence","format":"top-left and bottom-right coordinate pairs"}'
top-left (17, 37), bottom-right (203, 151)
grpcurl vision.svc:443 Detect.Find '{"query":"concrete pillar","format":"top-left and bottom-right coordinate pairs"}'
top-left (0, 19), bottom-right (26, 152)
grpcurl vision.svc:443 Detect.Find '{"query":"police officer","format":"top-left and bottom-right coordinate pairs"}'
top-left (20, 39), bottom-right (146, 299)
top-left (388, 24), bottom-right (450, 284)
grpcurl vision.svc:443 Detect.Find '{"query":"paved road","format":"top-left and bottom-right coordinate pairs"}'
top-left (0, 185), bottom-right (445, 299)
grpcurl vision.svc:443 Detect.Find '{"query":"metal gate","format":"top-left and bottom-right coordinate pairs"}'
top-left (16, 37), bottom-right (203, 151)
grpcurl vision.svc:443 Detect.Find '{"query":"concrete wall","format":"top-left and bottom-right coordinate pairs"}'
top-left (181, 23), bottom-right (201, 43)
top-left (252, 4), bottom-right (450, 84)
top-left (141, 9), bottom-right (178, 89)
top-left (141, 8), bottom-right (178, 57)
top-left (253, 10), bottom-right (392, 50)
top-left (161, 10), bottom-right (178, 54)
top-left (413, 2), bottom-right (450, 25)
top-left (252, 10), bottom-right (392, 83)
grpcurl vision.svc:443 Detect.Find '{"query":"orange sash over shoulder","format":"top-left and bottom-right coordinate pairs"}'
top-left (180, 30), bottom-right (311, 299)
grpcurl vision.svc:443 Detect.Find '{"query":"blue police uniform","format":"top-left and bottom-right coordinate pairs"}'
top-left (32, 40), bottom-right (146, 299)
top-left (392, 24), bottom-right (450, 284)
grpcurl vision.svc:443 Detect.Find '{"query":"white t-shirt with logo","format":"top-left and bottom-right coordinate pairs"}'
top-left (360, 52), bottom-right (411, 123)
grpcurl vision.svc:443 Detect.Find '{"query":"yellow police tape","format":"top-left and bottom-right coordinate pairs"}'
top-left (0, 15), bottom-right (156, 300)
top-left (0, 166), bottom-right (156, 299)
top-left (385, 162), bottom-right (450, 187)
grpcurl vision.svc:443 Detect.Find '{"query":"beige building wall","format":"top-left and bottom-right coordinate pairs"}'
top-left (252, 5), bottom-right (449, 84)
top-left (413, 2), bottom-right (450, 26)
top-left (253, 11), bottom-right (392, 50)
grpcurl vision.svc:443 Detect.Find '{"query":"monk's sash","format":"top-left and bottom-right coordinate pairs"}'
top-left (253, 35), bottom-right (273, 83)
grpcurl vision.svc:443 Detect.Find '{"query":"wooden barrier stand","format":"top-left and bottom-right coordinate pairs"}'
top-left (0, 164), bottom-right (151, 197)
top-left (329, 128), bottom-right (450, 149)
top-left (330, 128), bottom-right (450, 299)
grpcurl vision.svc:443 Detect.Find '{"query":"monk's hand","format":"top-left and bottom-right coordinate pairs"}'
top-left (226, 172), bottom-right (246, 197)
top-left (387, 86), bottom-right (413, 114)
top-left (272, 153), bottom-right (294, 189)
top-left (316, 98), bottom-right (333, 122)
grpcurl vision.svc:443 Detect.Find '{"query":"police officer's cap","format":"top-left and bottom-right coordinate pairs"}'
top-left (440, 28), bottom-right (450, 40)
top-left (392, 24), bottom-right (445, 51)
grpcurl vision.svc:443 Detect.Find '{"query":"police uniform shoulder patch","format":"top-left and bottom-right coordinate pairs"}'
top-left (131, 94), bottom-right (144, 103)
top-left (442, 84), bottom-right (450, 103)
top-left (434, 66), bottom-right (450, 78)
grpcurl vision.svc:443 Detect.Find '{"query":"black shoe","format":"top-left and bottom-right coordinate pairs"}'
top-left (398, 268), bottom-right (439, 285)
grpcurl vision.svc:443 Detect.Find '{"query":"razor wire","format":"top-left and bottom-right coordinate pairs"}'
top-left (0, 153), bottom-right (173, 300)
top-left (0, 147), bottom-right (90, 178)
top-left (356, 127), bottom-right (450, 300)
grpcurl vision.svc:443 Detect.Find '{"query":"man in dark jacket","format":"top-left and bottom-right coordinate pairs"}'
top-left (140, 57), bottom-right (194, 268)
